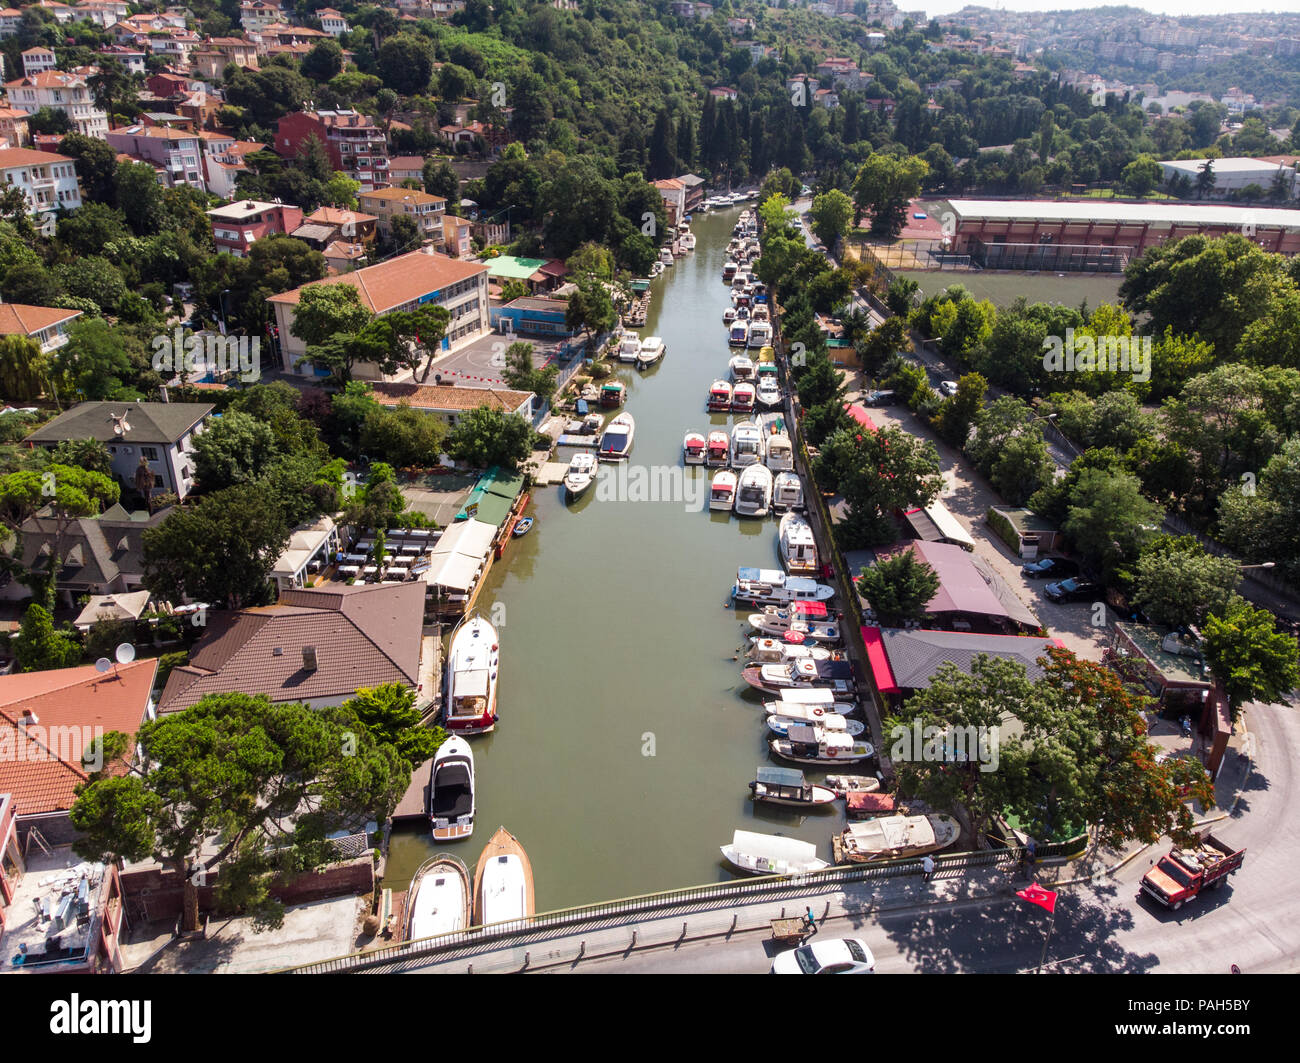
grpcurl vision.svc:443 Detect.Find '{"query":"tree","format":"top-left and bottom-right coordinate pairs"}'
top-left (1131, 537), bottom-right (1241, 626)
top-left (501, 340), bottom-right (558, 407)
top-left (1061, 467), bottom-right (1164, 580)
top-left (444, 407), bottom-right (534, 471)
top-left (565, 277), bottom-right (616, 353)
top-left (1201, 598), bottom-right (1300, 718)
top-left (990, 431), bottom-right (1056, 507)
top-left (422, 158), bottom-right (459, 204)
top-left (1217, 436), bottom-right (1300, 584)
top-left (51, 317), bottom-right (134, 400)
top-left (0, 334), bottom-right (50, 402)
top-left (809, 188), bottom-right (853, 247)
top-left (359, 405), bottom-right (446, 468)
top-left (87, 57), bottom-right (139, 122)
top-left (142, 484), bottom-right (290, 609)
top-left (12, 602), bottom-right (81, 672)
top-left (856, 551), bottom-right (939, 626)
top-left (291, 283), bottom-right (373, 379)
top-left (58, 134), bottom-right (119, 203)
top-left (378, 34), bottom-right (433, 95)
top-left (1121, 155), bottom-right (1162, 197)
top-left (301, 40), bottom-right (343, 83)
top-left (1195, 159), bottom-right (1216, 198)
top-left (70, 693), bottom-right (407, 932)
top-left (192, 410), bottom-right (281, 491)
top-left (852, 153), bottom-right (928, 236)
top-left (342, 683), bottom-right (444, 771)
top-left (933, 371), bottom-right (986, 448)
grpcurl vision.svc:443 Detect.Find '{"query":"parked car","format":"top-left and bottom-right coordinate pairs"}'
top-left (939, 380), bottom-right (959, 397)
top-left (771, 937), bottom-right (875, 974)
top-left (865, 389), bottom-right (897, 407)
top-left (1022, 557), bottom-right (1080, 580)
top-left (1044, 576), bottom-right (1102, 603)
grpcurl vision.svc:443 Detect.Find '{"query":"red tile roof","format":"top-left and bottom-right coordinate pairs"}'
top-left (0, 659), bottom-right (158, 817)
top-left (267, 249), bottom-right (486, 314)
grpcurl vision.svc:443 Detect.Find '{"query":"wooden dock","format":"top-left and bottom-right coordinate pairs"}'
top-left (392, 758), bottom-right (434, 822)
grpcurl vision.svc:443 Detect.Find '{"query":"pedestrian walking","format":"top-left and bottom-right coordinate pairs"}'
top-left (803, 905), bottom-right (817, 932)
top-left (922, 855), bottom-right (935, 882)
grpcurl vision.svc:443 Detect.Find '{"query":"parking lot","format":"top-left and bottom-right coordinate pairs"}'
top-left (423, 332), bottom-right (581, 388)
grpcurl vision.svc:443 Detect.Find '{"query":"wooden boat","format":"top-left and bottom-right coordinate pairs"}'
top-left (747, 635), bottom-right (831, 663)
top-left (429, 736), bottom-right (476, 840)
top-left (770, 723), bottom-right (874, 765)
top-left (824, 774), bottom-right (881, 796)
top-left (598, 412), bottom-right (635, 461)
top-left (511, 517), bottom-right (533, 537)
top-left (733, 463), bottom-right (773, 518)
top-left (403, 855), bottom-right (470, 941)
top-left (779, 512), bottom-right (819, 575)
top-left (834, 815), bottom-right (960, 864)
top-left (472, 826), bottom-right (535, 928)
top-left (743, 658), bottom-right (855, 695)
top-left (708, 379), bottom-right (733, 411)
top-left (683, 431), bottom-right (707, 465)
top-left (767, 713), bottom-right (865, 738)
top-left (443, 615), bottom-right (498, 734)
top-left (749, 766), bottom-right (837, 808)
top-left (720, 829), bottom-right (829, 876)
top-left (705, 430), bottom-right (730, 467)
top-left (562, 451), bottom-right (597, 498)
top-left (709, 469), bottom-right (737, 511)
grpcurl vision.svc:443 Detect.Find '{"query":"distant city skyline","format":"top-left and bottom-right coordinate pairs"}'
top-left (920, 1), bottom-right (1300, 17)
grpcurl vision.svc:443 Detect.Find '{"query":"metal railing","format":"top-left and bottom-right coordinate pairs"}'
top-left (277, 847), bottom-right (1020, 974)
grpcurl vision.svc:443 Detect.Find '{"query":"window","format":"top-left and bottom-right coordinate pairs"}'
top-left (141, 446), bottom-right (159, 461)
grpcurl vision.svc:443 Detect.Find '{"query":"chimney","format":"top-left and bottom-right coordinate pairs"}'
top-left (302, 646), bottom-right (318, 672)
top-left (19, 708), bottom-right (38, 729)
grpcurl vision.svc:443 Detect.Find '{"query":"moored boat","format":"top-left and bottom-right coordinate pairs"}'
top-left (429, 736), bottom-right (476, 841)
top-left (616, 329), bottom-right (642, 363)
top-left (511, 517), bottom-right (533, 537)
top-left (731, 381), bottom-right (757, 414)
top-left (444, 615), bottom-right (499, 734)
top-left (730, 420), bottom-right (763, 467)
top-left (749, 766), bottom-right (838, 809)
top-left (770, 723), bottom-right (874, 765)
top-left (709, 469), bottom-right (737, 511)
top-left (636, 336), bottom-right (666, 368)
top-left (756, 377), bottom-right (782, 409)
top-left (747, 635), bottom-right (831, 663)
top-left (733, 462), bottom-right (773, 518)
top-left (748, 320), bottom-right (773, 349)
top-left (598, 411), bottom-right (635, 461)
top-left (779, 512), bottom-right (819, 575)
top-left (472, 826), bottom-right (535, 927)
top-left (562, 451), bottom-right (597, 498)
top-left (767, 713), bottom-right (866, 738)
top-left (404, 855), bottom-right (470, 941)
top-left (772, 471), bottom-right (804, 512)
top-left (705, 430), bottom-right (730, 467)
top-left (707, 379), bottom-right (733, 412)
top-left (728, 320), bottom-right (749, 347)
top-left (763, 688), bottom-right (856, 717)
top-left (748, 601), bottom-right (841, 642)
top-left (731, 567), bottom-right (834, 606)
top-left (720, 829), bottom-right (829, 876)
top-left (729, 354), bottom-right (756, 381)
top-left (824, 774), bottom-right (882, 797)
top-left (599, 380), bottom-right (625, 407)
top-left (742, 657), bottom-right (855, 695)
top-left (683, 431), bottom-right (707, 465)
top-left (835, 815), bottom-right (960, 863)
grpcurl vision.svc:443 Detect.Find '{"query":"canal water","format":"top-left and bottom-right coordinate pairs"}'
top-left (387, 205), bottom-right (845, 911)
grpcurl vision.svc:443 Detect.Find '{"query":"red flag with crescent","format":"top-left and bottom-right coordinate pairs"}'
top-left (1016, 884), bottom-right (1057, 914)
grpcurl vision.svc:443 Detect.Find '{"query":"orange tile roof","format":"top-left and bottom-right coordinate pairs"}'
top-left (371, 381), bottom-right (533, 413)
top-left (268, 250), bottom-right (486, 314)
top-left (0, 303), bottom-right (81, 336)
top-left (0, 147), bottom-right (72, 167)
top-left (0, 659), bottom-right (157, 817)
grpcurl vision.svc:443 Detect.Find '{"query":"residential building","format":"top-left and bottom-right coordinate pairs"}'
top-left (677, 172), bottom-right (705, 212)
top-left (158, 583), bottom-right (428, 714)
top-left (96, 44), bottom-right (147, 75)
top-left (276, 109), bottom-right (390, 191)
top-left (268, 250), bottom-right (490, 376)
top-left (24, 401), bottom-right (213, 501)
top-left (105, 125), bottom-right (205, 190)
top-left (653, 177), bottom-right (686, 226)
top-left (271, 515), bottom-right (342, 591)
top-left (358, 186), bottom-right (447, 245)
top-left (20, 47), bottom-right (56, 77)
top-left (3, 70), bottom-right (108, 139)
top-left (388, 155), bottom-right (426, 184)
top-left (292, 204), bottom-right (379, 246)
top-left (0, 106), bottom-right (28, 147)
top-left (322, 239), bottom-right (367, 272)
top-left (489, 296), bottom-right (578, 338)
top-left (206, 199), bottom-right (305, 257)
top-left (238, 0), bottom-right (282, 31)
top-left (0, 9), bottom-right (22, 38)
top-left (0, 302), bottom-right (81, 350)
top-left (0, 148), bottom-right (82, 213)
top-left (484, 255), bottom-right (568, 294)
top-left (316, 7), bottom-right (348, 35)
top-left (442, 213), bottom-right (472, 256)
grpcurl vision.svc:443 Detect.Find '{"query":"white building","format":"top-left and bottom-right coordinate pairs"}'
top-left (1158, 157), bottom-right (1295, 198)
top-left (0, 148), bottom-right (82, 213)
top-left (21, 48), bottom-right (56, 77)
top-left (316, 7), bottom-right (348, 36)
top-left (2, 70), bottom-right (109, 140)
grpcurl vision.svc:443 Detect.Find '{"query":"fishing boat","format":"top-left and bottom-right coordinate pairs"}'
top-left (770, 724), bottom-right (874, 766)
top-left (748, 320), bottom-right (773, 349)
top-left (731, 381), bottom-right (757, 414)
top-left (835, 815), bottom-right (960, 864)
top-left (511, 517), bottom-right (533, 537)
top-left (730, 420), bottom-right (763, 467)
top-left (749, 766), bottom-right (837, 809)
top-left (764, 429), bottom-right (793, 470)
top-left (707, 379), bottom-right (733, 412)
top-left (767, 713), bottom-right (866, 738)
top-left (731, 567), bottom-right (835, 606)
top-left (636, 336), bottom-right (666, 368)
top-left (742, 657), bottom-right (855, 695)
top-left (562, 451), bottom-right (597, 498)
top-left (779, 512), bottom-right (819, 575)
top-left (824, 774), bottom-right (882, 797)
top-left (683, 431), bottom-right (707, 465)
top-left (733, 462), bottom-right (773, 518)
top-left (747, 635), bottom-right (831, 663)
top-left (772, 471), bottom-right (804, 512)
top-left (404, 855), bottom-right (470, 941)
top-left (709, 469), bottom-right (737, 511)
top-left (705, 430), bottom-right (730, 467)
top-left (599, 380), bottom-right (625, 407)
top-left (748, 601), bottom-right (842, 643)
top-left (728, 320), bottom-right (749, 347)
top-left (616, 330), bottom-right (642, 363)
top-left (598, 411), bottom-right (635, 461)
top-left (429, 736), bottom-right (476, 840)
top-left (472, 826), bottom-right (535, 928)
top-left (757, 377), bottom-right (783, 410)
top-left (444, 615), bottom-right (499, 734)
top-left (729, 354), bottom-right (756, 381)
top-left (720, 830), bottom-right (829, 876)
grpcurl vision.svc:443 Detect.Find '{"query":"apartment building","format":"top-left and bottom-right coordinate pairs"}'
top-left (207, 199), bottom-right (305, 257)
top-left (0, 148), bottom-right (82, 213)
top-left (276, 109), bottom-right (390, 191)
top-left (3, 70), bottom-right (108, 139)
top-left (358, 186), bottom-right (447, 246)
top-left (105, 125), bottom-right (205, 190)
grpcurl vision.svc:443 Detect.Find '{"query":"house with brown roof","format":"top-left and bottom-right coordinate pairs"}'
top-left (157, 582), bottom-right (429, 714)
top-left (268, 249), bottom-right (490, 377)
top-left (357, 186), bottom-right (447, 246)
top-left (0, 303), bottom-right (81, 351)
top-left (0, 148), bottom-right (82, 213)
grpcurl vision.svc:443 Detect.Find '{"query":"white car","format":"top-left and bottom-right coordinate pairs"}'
top-left (771, 937), bottom-right (876, 974)
top-left (940, 380), bottom-right (959, 397)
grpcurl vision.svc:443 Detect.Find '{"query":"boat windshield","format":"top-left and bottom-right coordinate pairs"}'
top-left (601, 432), bottom-right (629, 452)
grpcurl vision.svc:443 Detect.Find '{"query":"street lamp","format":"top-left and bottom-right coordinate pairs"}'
top-left (1237, 562), bottom-right (1275, 571)
top-left (218, 288), bottom-right (231, 336)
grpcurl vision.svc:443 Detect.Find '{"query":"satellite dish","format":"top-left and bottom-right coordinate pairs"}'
top-left (115, 643), bottom-right (137, 664)
top-left (94, 658), bottom-right (112, 674)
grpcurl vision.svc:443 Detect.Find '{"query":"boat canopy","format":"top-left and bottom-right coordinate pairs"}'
top-left (454, 668), bottom-right (490, 698)
top-left (793, 601), bottom-right (829, 618)
top-left (730, 830), bottom-right (820, 864)
top-left (845, 816), bottom-right (937, 851)
top-left (738, 566), bottom-right (784, 583)
top-left (755, 765), bottom-right (806, 787)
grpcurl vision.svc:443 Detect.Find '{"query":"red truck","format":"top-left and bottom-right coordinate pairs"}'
top-left (1140, 832), bottom-right (1245, 910)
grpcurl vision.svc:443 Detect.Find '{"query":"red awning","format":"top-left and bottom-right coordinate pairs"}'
top-left (861, 625), bottom-right (900, 695)
top-left (844, 404), bottom-right (877, 431)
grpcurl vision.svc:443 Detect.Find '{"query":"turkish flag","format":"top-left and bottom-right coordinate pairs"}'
top-left (1016, 884), bottom-right (1058, 914)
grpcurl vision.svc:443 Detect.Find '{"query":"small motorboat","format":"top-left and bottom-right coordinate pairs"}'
top-left (723, 306), bottom-right (737, 324)
top-left (764, 428), bottom-right (793, 470)
top-left (728, 320), bottom-right (749, 347)
top-left (749, 766), bottom-right (837, 809)
top-left (616, 330), bottom-right (642, 363)
top-left (563, 451), bottom-right (597, 498)
top-left (730, 420), bottom-right (763, 467)
top-left (680, 231), bottom-right (696, 251)
top-left (729, 354), bottom-right (756, 381)
top-left (512, 517), bottom-right (533, 537)
top-left (683, 431), bottom-right (707, 465)
top-left (599, 380), bottom-right (625, 407)
top-left (748, 603), bottom-right (842, 643)
top-left (767, 713), bottom-right (866, 738)
top-left (404, 855), bottom-right (470, 941)
top-left (429, 736), bottom-right (476, 841)
top-left (733, 462), bottom-right (773, 518)
top-left (472, 826), bottom-right (535, 928)
top-left (707, 379), bottom-right (733, 412)
top-left (709, 469), bottom-right (737, 511)
top-left (705, 430), bottom-right (730, 467)
top-left (757, 377), bottom-right (782, 409)
top-left (762, 694), bottom-right (856, 719)
top-left (835, 815), bottom-right (960, 864)
top-left (748, 320), bottom-right (773, 349)
top-left (742, 657), bottom-right (855, 696)
top-left (779, 512), bottom-right (819, 574)
top-left (770, 724), bottom-right (874, 766)
top-left (772, 471), bottom-right (804, 512)
top-left (598, 411), bottom-right (635, 461)
top-left (720, 829), bottom-right (829, 876)
top-left (443, 615), bottom-right (499, 734)
top-left (636, 336), bottom-right (666, 368)
top-left (722, 260), bottom-right (738, 282)
top-left (824, 774), bottom-right (882, 797)
top-left (731, 567), bottom-right (835, 607)
top-left (747, 635), bottom-right (831, 663)
top-left (732, 381), bottom-right (757, 414)
top-left (660, 246), bottom-right (674, 266)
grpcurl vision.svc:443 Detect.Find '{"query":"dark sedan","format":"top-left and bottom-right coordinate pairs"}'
top-left (1044, 576), bottom-right (1102, 603)
top-left (1022, 557), bottom-right (1080, 580)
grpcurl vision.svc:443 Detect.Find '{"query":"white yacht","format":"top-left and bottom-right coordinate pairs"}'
top-left (779, 512), bottom-right (819, 575)
top-left (720, 830), bottom-right (829, 876)
top-left (636, 336), bottom-right (666, 368)
top-left (404, 855), bottom-right (470, 940)
top-left (730, 421), bottom-right (764, 467)
top-left (731, 567), bottom-right (835, 606)
top-left (598, 412), bottom-right (635, 461)
top-left (729, 354), bottom-right (756, 381)
top-left (723, 306), bottom-right (736, 324)
top-left (772, 471), bottom-right (804, 511)
top-left (734, 463), bottom-right (773, 518)
top-left (748, 320), bottom-right (773, 349)
top-left (562, 451), bottom-right (597, 498)
top-left (748, 602), bottom-right (842, 643)
top-left (764, 429), bottom-right (793, 470)
top-left (430, 737), bottom-right (476, 840)
top-left (616, 329), bottom-right (641, 363)
top-left (709, 469), bottom-right (737, 511)
top-left (659, 246), bottom-right (674, 266)
top-left (748, 636), bottom-right (831, 663)
top-left (728, 320), bottom-right (749, 347)
top-left (444, 615), bottom-right (499, 734)
top-left (756, 376), bottom-right (782, 409)
top-left (680, 231), bottom-right (696, 251)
